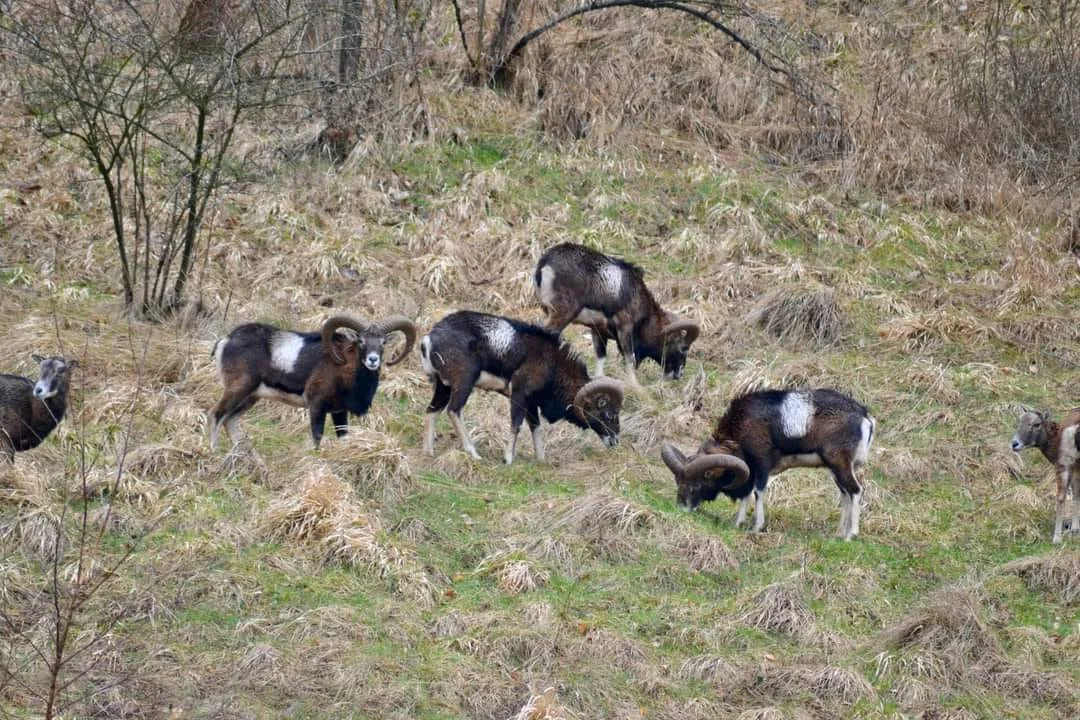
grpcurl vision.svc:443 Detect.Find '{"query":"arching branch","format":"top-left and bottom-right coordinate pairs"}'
top-left (490, 0), bottom-right (813, 102)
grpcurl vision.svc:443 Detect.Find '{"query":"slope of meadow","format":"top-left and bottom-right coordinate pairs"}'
top-left (1, 3), bottom-right (1079, 720)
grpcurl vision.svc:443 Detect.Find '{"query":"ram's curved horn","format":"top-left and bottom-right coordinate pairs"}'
top-left (661, 443), bottom-right (688, 476)
top-left (682, 452), bottom-right (750, 488)
top-left (663, 316), bottom-right (700, 347)
top-left (321, 316), bottom-right (371, 365)
top-left (372, 315), bottom-right (417, 366)
top-left (573, 378), bottom-right (624, 416)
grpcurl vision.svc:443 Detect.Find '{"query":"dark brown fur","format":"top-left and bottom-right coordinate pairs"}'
top-left (0, 356), bottom-right (77, 462)
top-left (535, 243), bottom-right (698, 381)
top-left (210, 317), bottom-right (414, 450)
top-left (671, 389), bottom-right (875, 539)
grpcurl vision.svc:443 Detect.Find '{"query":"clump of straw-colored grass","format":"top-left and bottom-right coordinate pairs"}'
top-left (744, 285), bottom-right (846, 349)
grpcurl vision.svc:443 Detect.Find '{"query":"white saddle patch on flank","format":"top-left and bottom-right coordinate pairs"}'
top-left (780, 392), bottom-right (814, 437)
top-left (485, 318), bottom-right (517, 356)
top-left (599, 263), bottom-right (623, 296)
top-left (270, 333), bottom-right (305, 374)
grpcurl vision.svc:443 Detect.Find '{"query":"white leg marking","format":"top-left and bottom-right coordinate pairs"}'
top-left (735, 495), bottom-right (750, 528)
top-left (595, 356), bottom-right (606, 377)
top-left (624, 358), bottom-right (641, 388)
top-left (848, 491), bottom-right (862, 540)
top-left (753, 489), bottom-right (766, 532)
top-left (208, 412), bottom-right (221, 450)
top-left (1070, 471), bottom-right (1079, 535)
top-left (505, 427), bottom-right (518, 465)
top-left (532, 424), bottom-right (545, 462)
top-left (423, 412), bottom-right (437, 456)
top-left (779, 392), bottom-right (813, 438)
top-left (1052, 468), bottom-right (1067, 544)
top-left (450, 411), bottom-right (480, 460)
top-left (270, 332), bottom-right (305, 373)
top-left (1059, 426), bottom-right (1078, 467)
top-left (224, 415), bottom-right (242, 446)
top-left (838, 492), bottom-right (850, 538)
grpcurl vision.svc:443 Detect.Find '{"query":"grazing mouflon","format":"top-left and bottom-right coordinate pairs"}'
top-left (534, 243), bottom-right (699, 385)
top-left (661, 388), bottom-right (876, 540)
top-left (420, 310), bottom-right (624, 463)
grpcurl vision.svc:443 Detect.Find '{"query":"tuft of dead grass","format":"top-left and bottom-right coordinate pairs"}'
top-left (676, 655), bottom-right (741, 682)
top-left (879, 307), bottom-right (1000, 352)
top-left (739, 580), bottom-right (825, 644)
top-left (1000, 552), bottom-right (1080, 606)
top-left (475, 549), bottom-right (551, 595)
top-left (318, 427), bottom-right (412, 505)
top-left (263, 464), bottom-right (439, 607)
top-left (744, 285), bottom-right (847, 349)
top-left (667, 529), bottom-right (739, 573)
top-left (878, 583), bottom-right (1000, 683)
top-left (551, 490), bottom-right (654, 536)
top-left (509, 685), bottom-right (572, 720)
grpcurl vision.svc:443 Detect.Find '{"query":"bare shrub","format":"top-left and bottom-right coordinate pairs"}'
top-left (946, 0), bottom-right (1080, 189)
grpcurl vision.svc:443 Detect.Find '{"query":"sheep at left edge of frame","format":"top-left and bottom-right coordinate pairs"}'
top-left (0, 354), bottom-right (79, 462)
top-left (208, 315), bottom-right (416, 450)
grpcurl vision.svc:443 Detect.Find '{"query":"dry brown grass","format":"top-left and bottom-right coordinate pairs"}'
top-left (666, 529), bottom-right (739, 573)
top-left (739, 578), bottom-right (830, 645)
top-left (551, 490), bottom-right (655, 536)
top-left (1000, 552), bottom-right (1080, 606)
top-left (474, 549), bottom-right (551, 595)
top-left (877, 583), bottom-right (1001, 684)
top-left (319, 428), bottom-right (412, 505)
top-left (744, 285), bottom-right (847, 349)
top-left (510, 686), bottom-right (573, 720)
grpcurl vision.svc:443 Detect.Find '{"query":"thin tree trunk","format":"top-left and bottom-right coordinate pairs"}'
top-left (171, 103), bottom-right (207, 308)
top-left (339, 0), bottom-right (362, 84)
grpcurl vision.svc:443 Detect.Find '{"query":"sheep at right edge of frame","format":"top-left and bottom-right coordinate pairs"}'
top-left (660, 388), bottom-right (876, 540)
top-left (1011, 406), bottom-right (1080, 544)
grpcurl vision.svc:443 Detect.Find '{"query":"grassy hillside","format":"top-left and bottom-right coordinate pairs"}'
top-left (2, 3), bottom-right (1079, 720)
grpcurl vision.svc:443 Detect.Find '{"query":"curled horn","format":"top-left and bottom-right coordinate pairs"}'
top-left (664, 316), bottom-right (700, 347)
top-left (682, 452), bottom-right (750, 488)
top-left (573, 378), bottom-right (624, 416)
top-left (321, 315), bottom-right (372, 365)
top-left (372, 315), bottom-right (417, 366)
top-left (661, 443), bottom-right (689, 476)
